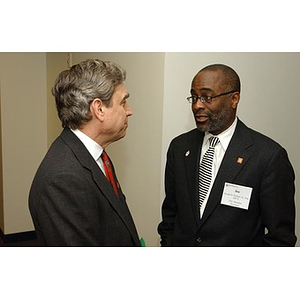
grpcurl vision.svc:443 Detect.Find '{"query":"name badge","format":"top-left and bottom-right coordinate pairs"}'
top-left (221, 182), bottom-right (253, 210)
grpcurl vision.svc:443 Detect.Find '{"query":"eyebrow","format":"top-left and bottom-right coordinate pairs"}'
top-left (120, 93), bottom-right (130, 104)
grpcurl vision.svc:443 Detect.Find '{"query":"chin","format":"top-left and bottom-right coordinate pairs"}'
top-left (117, 132), bottom-right (127, 141)
top-left (196, 124), bottom-right (209, 132)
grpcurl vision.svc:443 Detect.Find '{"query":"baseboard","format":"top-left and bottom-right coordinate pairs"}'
top-left (0, 230), bottom-right (37, 243)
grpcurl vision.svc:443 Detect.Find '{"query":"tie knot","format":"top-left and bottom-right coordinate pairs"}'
top-left (101, 150), bottom-right (108, 159)
top-left (101, 150), bottom-right (110, 168)
top-left (209, 136), bottom-right (220, 148)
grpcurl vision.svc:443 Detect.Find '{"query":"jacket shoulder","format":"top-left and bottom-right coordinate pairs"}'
top-left (170, 128), bottom-right (201, 145)
top-left (239, 120), bottom-right (283, 150)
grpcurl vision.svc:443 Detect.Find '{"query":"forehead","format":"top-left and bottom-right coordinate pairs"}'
top-left (112, 83), bottom-right (129, 100)
top-left (191, 70), bottom-right (224, 93)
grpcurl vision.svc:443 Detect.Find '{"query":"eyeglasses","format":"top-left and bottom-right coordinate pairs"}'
top-left (187, 90), bottom-right (236, 104)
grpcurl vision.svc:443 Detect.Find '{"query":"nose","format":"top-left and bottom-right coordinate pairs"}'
top-left (192, 98), bottom-right (206, 110)
top-left (126, 103), bottom-right (133, 116)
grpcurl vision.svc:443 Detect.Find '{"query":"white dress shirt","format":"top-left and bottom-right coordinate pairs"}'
top-left (199, 117), bottom-right (238, 217)
top-left (71, 129), bottom-right (106, 175)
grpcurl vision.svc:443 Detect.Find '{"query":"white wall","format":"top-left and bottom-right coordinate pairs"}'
top-left (162, 52), bottom-right (300, 245)
top-left (0, 53), bottom-right (48, 234)
top-left (46, 53), bottom-right (69, 146)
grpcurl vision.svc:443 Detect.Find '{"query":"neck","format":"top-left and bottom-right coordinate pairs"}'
top-left (76, 125), bottom-right (110, 149)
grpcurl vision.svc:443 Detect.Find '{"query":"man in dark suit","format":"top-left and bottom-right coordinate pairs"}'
top-left (29, 59), bottom-right (140, 246)
top-left (158, 64), bottom-right (296, 246)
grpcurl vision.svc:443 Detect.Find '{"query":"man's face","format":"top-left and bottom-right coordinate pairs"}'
top-left (103, 83), bottom-right (132, 143)
top-left (191, 70), bottom-right (239, 135)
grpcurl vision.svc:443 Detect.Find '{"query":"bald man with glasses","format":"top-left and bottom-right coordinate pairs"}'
top-left (158, 63), bottom-right (296, 246)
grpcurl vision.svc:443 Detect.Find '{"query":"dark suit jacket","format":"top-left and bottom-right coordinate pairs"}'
top-left (29, 128), bottom-right (140, 246)
top-left (158, 119), bottom-right (296, 246)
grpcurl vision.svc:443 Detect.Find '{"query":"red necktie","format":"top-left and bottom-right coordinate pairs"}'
top-left (101, 150), bottom-right (119, 196)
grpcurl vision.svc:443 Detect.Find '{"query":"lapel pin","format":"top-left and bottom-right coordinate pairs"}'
top-left (185, 150), bottom-right (190, 157)
top-left (237, 157), bottom-right (243, 164)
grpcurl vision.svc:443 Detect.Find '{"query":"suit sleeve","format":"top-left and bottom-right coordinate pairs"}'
top-left (158, 142), bottom-right (177, 246)
top-left (37, 171), bottom-right (102, 246)
top-left (260, 147), bottom-right (297, 246)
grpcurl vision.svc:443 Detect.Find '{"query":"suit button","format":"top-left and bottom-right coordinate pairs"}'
top-left (196, 237), bottom-right (202, 244)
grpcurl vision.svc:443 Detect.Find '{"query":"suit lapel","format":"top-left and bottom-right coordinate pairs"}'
top-left (199, 120), bottom-right (253, 226)
top-left (90, 164), bottom-right (140, 246)
top-left (184, 129), bottom-right (204, 226)
top-left (60, 128), bottom-right (140, 245)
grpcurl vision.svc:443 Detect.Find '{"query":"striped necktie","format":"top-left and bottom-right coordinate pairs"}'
top-left (199, 136), bottom-right (220, 210)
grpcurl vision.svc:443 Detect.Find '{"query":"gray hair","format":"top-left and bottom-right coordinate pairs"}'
top-left (52, 59), bottom-right (126, 129)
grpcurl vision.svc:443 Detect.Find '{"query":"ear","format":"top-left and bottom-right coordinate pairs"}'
top-left (90, 98), bottom-right (105, 121)
top-left (231, 92), bottom-right (240, 109)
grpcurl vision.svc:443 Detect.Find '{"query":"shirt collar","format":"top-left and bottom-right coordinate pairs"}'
top-left (203, 117), bottom-right (238, 151)
top-left (71, 128), bottom-right (103, 161)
